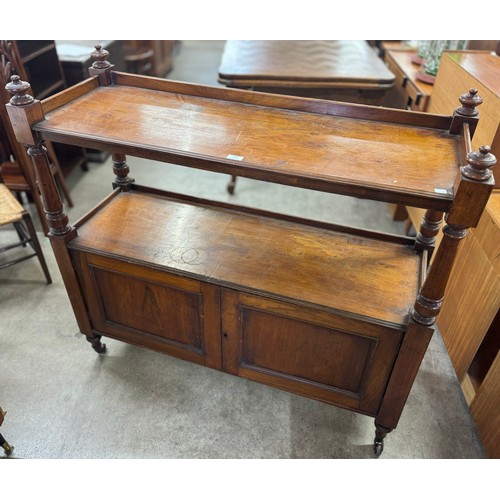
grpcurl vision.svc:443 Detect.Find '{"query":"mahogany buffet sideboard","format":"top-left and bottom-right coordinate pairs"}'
top-left (5, 46), bottom-right (496, 456)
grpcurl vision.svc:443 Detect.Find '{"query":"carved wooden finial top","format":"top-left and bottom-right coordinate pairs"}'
top-left (463, 145), bottom-right (496, 181)
top-left (91, 44), bottom-right (111, 70)
top-left (5, 75), bottom-right (34, 106)
top-left (455, 88), bottom-right (483, 117)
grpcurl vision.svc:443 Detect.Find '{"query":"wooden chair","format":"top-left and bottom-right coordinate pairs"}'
top-left (0, 183), bottom-right (51, 284)
top-left (121, 41), bottom-right (154, 76)
top-left (0, 407), bottom-right (14, 457)
top-left (0, 40), bottom-right (73, 235)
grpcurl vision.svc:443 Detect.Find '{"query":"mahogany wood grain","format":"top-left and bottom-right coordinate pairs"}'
top-left (111, 72), bottom-right (452, 129)
top-left (33, 83), bottom-right (460, 210)
top-left (74, 251), bottom-right (222, 369)
top-left (221, 290), bottom-right (402, 416)
top-left (41, 76), bottom-right (99, 113)
top-left (375, 319), bottom-right (434, 429)
top-left (5, 64), bottom-right (493, 454)
top-left (68, 190), bottom-right (422, 329)
top-left (49, 233), bottom-right (94, 337)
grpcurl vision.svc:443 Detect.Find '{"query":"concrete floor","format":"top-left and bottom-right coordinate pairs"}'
top-left (0, 41), bottom-right (487, 460)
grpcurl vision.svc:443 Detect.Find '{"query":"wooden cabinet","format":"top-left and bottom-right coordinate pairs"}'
top-left (383, 49), bottom-right (433, 111)
top-left (4, 48), bottom-right (496, 456)
top-left (15, 40), bottom-right (66, 99)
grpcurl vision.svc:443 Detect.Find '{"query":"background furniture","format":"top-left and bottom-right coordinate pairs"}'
top-left (0, 183), bottom-right (51, 284)
top-left (5, 48), bottom-right (495, 456)
top-left (383, 49), bottom-right (434, 111)
top-left (120, 40), bottom-right (176, 77)
top-left (218, 40), bottom-right (395, 104)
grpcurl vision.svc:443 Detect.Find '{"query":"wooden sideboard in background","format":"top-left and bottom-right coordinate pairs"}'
top-left (383, 49), bottom-right (434, 111)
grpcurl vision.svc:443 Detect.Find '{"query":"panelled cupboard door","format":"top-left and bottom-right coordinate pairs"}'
top-left (221, 289), bottom-right (403, 416)
top-left (73, 251), bottom-right (222, 369)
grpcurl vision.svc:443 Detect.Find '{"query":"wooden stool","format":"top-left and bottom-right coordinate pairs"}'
top-left (0, 183), bottom-right (51, 283)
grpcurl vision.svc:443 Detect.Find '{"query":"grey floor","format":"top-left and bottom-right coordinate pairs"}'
top-left (0, 41), bottom-right (487, 460)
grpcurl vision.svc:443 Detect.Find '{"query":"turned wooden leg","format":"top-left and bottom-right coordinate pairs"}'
top-left (86, 334), bottom-right (106, 354)
top-left (374, 423), bottom-right (392, 457)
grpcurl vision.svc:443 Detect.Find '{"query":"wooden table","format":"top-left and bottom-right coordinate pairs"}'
top-left (218, 40), bottom-right (395, 105)
top-left (5, 46), bottom-right (496, 456)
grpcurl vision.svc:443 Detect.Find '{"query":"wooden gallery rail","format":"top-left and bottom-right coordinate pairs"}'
top-left (5, 46), bottom-right (496, 456)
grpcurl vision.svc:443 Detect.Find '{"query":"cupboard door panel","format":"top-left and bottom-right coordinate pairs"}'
top-left (74, 251), bottom-right (222, 369)
top-left (221, 290), bottom-right (403, 415)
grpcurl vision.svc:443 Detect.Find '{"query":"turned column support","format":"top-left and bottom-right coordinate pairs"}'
top-left (411, 144), bottom-right (496, 326)
top-left (411, 222), bottom-right (468, 325)
top-left (112, 153), bottom-right (134, 190)
top-left (27, 142), bottom-right (71, 235)
top-left (414, 209), bottom-right (443, 255)
top-left (5, 75), bottom-right (71, 236)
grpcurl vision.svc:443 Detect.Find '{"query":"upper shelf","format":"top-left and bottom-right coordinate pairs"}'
top-left (34, 71), bottom-right (463, 211)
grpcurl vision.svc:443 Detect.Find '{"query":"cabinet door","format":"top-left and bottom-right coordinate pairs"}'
top-left (74, 251), bottom-right (221, 369)
top-left (221, 290), bottom-right (403, 415)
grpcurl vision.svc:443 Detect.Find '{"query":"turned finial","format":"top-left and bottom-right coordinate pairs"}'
top-left (455, 88), bottom-right (483, 117)
top-left (462, 145), bottom-right (497, 181)
top-left (5, 75), bottom-right (34, 106)
top-left (91, 44), bottom-right (111, 70)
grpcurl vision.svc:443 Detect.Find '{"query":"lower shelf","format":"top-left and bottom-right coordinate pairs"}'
top-left (67, 185), bottom-right (422, 417)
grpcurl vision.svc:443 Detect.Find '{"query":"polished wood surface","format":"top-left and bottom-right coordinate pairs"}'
top-left (34, 79), bottom-right (460, 210)
top-left (70, 189), bottom-right (422, 328)
top-left (5, 56), bottom-right (495, 455)
top-left (221, 290), bottom-right (402, 415)
top-left (74, 251), bottom-right (222, 369)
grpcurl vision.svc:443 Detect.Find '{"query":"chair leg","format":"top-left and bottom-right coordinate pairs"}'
top-left (22, 213), bottom-right (52, 284)
top-left (13, 222), bottom-right (27, 247)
